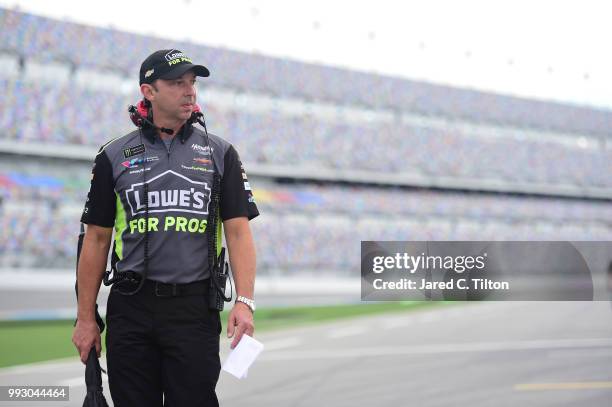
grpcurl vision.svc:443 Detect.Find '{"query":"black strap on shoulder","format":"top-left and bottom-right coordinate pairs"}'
top-left (207, 173), bottom-right (222, 276)
top-left (207, 174), bottom-right (233, 302)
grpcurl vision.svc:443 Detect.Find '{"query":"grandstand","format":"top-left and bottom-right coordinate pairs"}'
top-left (1, 7), bottom-right (611, 276)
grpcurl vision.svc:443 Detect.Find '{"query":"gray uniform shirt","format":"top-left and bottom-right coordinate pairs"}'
top-left (81, 123), bottom-right (259, 283)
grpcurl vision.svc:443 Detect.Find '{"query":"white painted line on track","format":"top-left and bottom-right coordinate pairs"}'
top-left (381, 317), bottom-right (414, 329)
top-left (414, 313), bottom-right (440, 323)
top-left (264, 337), bottom-right (302, 351)
top-left (328, 326), bottom-right (367, 339)
top-left (60, 374), bottom-right (108, 387)
top-left (259, 338), bottom-right (612, 361)
top-left (0, 358), bottom-right (78, 376)
top-left (547, 348), bottom-right (612, 359)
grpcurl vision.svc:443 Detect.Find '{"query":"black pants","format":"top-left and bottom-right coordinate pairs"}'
top-left (106, 279), bottom-right (221, 407)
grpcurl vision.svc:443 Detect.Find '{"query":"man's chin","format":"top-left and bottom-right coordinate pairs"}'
top-left (178, 110), bottom-right (193, 120)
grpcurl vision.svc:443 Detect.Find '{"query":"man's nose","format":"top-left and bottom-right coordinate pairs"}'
top-left (184, 83), bottom-right (195, 96)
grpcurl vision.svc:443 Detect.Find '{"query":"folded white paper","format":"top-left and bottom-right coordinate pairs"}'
top-left (222, 334), bottom-right (264, 379)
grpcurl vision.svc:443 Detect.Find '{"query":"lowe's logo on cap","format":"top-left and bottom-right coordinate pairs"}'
top-left (165, 50), bottom-right (185, 61)
top-left (164, 50), bottom-right (192, 66)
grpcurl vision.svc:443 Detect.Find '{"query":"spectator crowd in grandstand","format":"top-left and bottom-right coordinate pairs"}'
top-left (0, 7), bottom-right (611, 274)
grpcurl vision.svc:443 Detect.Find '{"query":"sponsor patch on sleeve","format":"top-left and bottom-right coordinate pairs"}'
top-left (123, 144), bottom-right (146, 158)
top-left (240, 162), bottom-right (249, 180)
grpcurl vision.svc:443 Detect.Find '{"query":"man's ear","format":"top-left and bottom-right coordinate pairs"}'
top-left (140, 83), bottom-right (155, 102)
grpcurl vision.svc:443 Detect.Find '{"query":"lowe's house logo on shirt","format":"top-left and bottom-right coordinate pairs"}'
top-left (125, 170), bottom-right (211, 217)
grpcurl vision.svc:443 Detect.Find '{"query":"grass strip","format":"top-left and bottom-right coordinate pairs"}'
top-left (0, 301), bottom-right (445, 368)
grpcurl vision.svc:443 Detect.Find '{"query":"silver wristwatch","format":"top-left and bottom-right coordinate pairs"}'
top-left (236, 296), bottom-right (256, 313)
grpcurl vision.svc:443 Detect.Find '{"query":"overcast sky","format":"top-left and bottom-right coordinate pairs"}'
top-left (2, 0), bottom-right (610, 109)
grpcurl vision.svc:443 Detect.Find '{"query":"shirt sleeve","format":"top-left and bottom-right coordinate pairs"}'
top-left (81, 148), bottom-right (116, 227)
top-left (220, 145), bottom-right (259, 221)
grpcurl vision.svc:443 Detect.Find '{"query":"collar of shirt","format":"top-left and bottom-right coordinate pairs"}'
top-left (142, 121), bottom-right (194, 144)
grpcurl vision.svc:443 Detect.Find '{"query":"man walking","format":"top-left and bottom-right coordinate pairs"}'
top-left (72, 49), bottom-right (259, 406)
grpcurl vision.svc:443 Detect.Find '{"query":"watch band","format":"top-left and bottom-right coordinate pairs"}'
top-left (236, 295), bottom-right (256, 312)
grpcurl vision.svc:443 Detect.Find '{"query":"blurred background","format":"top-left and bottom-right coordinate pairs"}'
top-left (0, 1), bottom-right (611, 406)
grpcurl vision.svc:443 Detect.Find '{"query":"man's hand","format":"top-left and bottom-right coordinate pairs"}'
top-left (72, 319), bottom-right (101, 364)
top-left (227, 302), bottom-right (254, 349)
top-left (73, 224), bottom-right (111, 364)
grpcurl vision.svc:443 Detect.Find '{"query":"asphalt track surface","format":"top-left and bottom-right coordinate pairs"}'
top-left (1, 301), bottom-right (611, 406)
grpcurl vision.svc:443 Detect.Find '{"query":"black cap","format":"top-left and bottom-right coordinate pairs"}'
top-left (139, 49), bottom-right (210, 85)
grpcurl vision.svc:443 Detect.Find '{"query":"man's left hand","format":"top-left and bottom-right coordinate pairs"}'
top-left (227, 302), bottom-right (254, 349)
